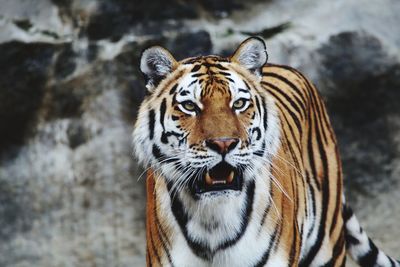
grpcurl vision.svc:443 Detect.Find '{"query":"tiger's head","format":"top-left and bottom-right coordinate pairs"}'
top-left (133, 37), bottom-right (280, 200)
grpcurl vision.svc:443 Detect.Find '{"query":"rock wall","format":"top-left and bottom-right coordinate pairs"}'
top-left (0, 0), bottom-right (399, 266)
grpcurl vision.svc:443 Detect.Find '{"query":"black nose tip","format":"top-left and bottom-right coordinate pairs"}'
top-left (205, 138), bottom-right (239, 155)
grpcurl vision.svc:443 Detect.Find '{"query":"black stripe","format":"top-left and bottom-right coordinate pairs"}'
top-left (330, 148), bottom-right (342, 235)
top-left (254, 141), bottom-right (266, 156)
top-left (258, 187), bottom-right (272, 233)
top-left (388, 257), bottom-right (397, 267)
top-left (192, 73), bottom-right (204, 78)
top-left (169, 84), bottom-right (178, 95)
top-left (268, 64), bottom-right (311, 106)
top-left (180, 90), bottom-right (190, 96)
top-left (267, 89), bottom-right (303, 137)
top-left (243, 81), bottom-right (251, 91)
top-left (168, 181), bottom-right (255, 260)
top-left (149, 109), bottom-right (155, 140)
top-left (346, 234), bottom-right (360, 245)
top-left (218, 71), bottom-right (231, 76)
top-left (262, 71), bottom-right (307, 105)
top-left (299, 109), bottom-right (330, 267)
top-left (288, 221), bottom-right (298, 266)
top-left (306, 107), bottom-right (321, 190)
top-left (331, 231), bottom-right (346, 266)
top-left (191, 64), bottom-right (201, 72)
top-left (172, 92), bottom-right (177, 105)
top-left (341, 257), bottom-right (347, 267)
top-left (302, 77), bottom-right (332, 143)
top-left (188, 80), bottom-right (197, 87)
top-left (320, 259), bottom-right (334, 267)
top-left (358, 239), bottom-right (379, 267)
top-left (343, 205), bottom-right (354, 222)
top-left (147, 246), bottom-right (153, 267)
top-left (260, 96), bottom-right (268, 131)
top-left (276, 104), bottom-right (302, 152)
top-left (168, 180), bottom-right (211, 260)
top-left (160, 98), bottom-right (167, 130)
top-left (255, 96), bottom-right (262, 115)
top-left (155, 217), bottom-right (173, 252)
top-left (152, 144), bottom-right (178, 163)
top-left (161, 131), bottom-right (184, 144)
top-left (262, 81), bottom-right (304, 120)
top-left (214, 63), bottom-right (229, 70)
top-left (254, 226), bottom-right (279, 267)
top-left (149, 225), bottom-right (162, 266)
top-left (152, 145), bottom-right (163, 161)
top-left (202, 62), bottom-right (214, 68)
top-left (306, 173), bottom-right (316, 239)
top-left (252, 127), bottom-right (262, 141)
top-left (217, 181), bottom-right (255, 251)
top-left (153, 190), bottom-right (175, 266)
top-left (167, 181), bottom-right (212, 258)
top-left (309, 89), bottom-right (328, 144)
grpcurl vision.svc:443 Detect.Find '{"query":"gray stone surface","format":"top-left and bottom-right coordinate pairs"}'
top-left (0, 0), bottom-right (399, 266)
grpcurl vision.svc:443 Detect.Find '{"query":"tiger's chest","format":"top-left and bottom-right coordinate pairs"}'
top-left (168, 233), bottom-right (288, 267)
top-left (156, 174), bottom-right (298, 267)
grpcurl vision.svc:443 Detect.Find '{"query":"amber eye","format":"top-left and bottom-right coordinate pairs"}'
top-left (233, 99), bottom-right (248, 110)
top-left (181, 101), bottom-right (198, 113)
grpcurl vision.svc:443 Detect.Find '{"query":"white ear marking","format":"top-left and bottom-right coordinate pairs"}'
top-left (140, 46), bottom-right (177, 91)
top-left (231, 37), bottom-right (268, 73)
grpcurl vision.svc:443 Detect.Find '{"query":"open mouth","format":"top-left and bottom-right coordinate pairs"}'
top-left (190, 162), bottom-right (243, 195)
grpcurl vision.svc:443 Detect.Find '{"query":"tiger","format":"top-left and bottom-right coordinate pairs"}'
top-left (132, 37), bottom-right (399, 267)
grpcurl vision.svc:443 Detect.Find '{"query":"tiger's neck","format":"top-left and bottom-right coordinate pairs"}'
top-left (145, 153), bottom-right (300, 266)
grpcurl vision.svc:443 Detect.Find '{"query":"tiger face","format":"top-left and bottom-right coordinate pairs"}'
top-left (133, 38), bottom-right (280, 200)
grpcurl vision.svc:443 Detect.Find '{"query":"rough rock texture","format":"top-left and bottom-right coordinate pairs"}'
top-left (0, 0), bottom-right (399, 266)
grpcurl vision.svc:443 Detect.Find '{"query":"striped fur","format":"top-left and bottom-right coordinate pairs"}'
top-left (133, 37), bottom-right (399, 267)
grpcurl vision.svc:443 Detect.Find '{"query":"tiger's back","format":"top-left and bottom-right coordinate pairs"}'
top-left (133, 37), bottom-right (399, 267)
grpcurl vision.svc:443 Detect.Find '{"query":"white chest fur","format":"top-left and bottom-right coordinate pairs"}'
top-left (157, 173), bottom-right (288, 267)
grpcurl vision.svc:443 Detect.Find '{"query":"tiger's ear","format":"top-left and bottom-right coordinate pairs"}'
top-left (231, 37), bottom-right (268, 74)
top-left (140, 46), bottom-right (177, 91)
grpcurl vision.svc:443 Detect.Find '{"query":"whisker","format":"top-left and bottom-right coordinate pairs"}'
top-left (268, 152), bottom-right (305, 180)
top-left (258, 161), bottom-right (293, 203)
top-left (268, 194), bottom-right (281, 220)
top-left (169, 166), bottom-right (194, 201)
top-left (136, 150), bottom-right (188, 180)
top-left (251, 148), bottom-right (296, 203)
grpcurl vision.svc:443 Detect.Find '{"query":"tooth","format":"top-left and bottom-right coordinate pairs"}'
top-left (205, 172), bottom-right (213, 185)
top-left (212, 180), bottom-right (226, 185)
top-left (227, 171), bottom-right (234, 183)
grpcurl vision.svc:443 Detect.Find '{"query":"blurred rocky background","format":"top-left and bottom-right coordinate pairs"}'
top-left (0, 0), bottom-right (399, 266)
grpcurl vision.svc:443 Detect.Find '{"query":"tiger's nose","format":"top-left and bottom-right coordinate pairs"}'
top-left (205, 138), bottom-right (239, 155)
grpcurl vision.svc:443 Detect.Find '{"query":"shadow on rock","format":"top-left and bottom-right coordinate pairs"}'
top-left (318, 31), bottom-right (400, 202)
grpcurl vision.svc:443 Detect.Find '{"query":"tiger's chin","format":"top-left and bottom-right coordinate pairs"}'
top-left (189, 161), bottom-right (244, 198)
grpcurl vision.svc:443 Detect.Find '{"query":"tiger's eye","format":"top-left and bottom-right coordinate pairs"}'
top-left (233, 99), bottom-right (247, 109)
top-left (182, 101), bottom-right (197, 112)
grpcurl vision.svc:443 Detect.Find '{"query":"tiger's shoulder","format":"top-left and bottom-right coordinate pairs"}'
top-left (261, 63), bottom-right (317, 101)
